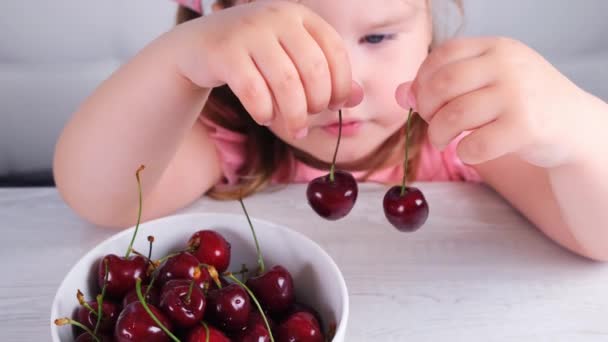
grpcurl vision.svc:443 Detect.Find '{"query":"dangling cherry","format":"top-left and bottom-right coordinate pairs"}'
top-left (307, 109), bottom-right (358, 220)
top-left (188, 230), bottom-right (231, 273)
top-left (98, 166), bottom-right (150, 298)
top-left (383, 108), bottom-right (429, 232)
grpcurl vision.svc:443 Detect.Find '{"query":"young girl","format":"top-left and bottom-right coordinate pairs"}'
top-left (53, 0), bottom-right (608, 261)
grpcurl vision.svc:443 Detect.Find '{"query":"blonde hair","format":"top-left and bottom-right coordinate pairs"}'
top-left (177, 1), bottom-right (463, 200)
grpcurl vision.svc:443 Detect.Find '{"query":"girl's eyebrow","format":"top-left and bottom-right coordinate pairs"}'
top-left (366, 9), bottom-right (417, 30)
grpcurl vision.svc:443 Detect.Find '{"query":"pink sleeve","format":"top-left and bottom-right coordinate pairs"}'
top-left (200, 116), bottom-right (247, 185)
top-left (416, 132), bottom-right (483, 182)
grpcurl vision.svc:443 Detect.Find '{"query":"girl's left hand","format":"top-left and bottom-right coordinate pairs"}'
top-left (396, 37), bottom-right (597, 168)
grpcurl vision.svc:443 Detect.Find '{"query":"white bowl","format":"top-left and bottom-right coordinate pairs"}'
top-left (50, 212), bottom-right (348, 341)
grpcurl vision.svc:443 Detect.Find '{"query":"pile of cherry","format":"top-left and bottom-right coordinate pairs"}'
top-left (307, 108), bottom-right (429, 231)
top-left (54, 168), bottom-right (328, 342)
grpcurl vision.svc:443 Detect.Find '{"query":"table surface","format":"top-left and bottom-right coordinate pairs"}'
top-left (1, 183), bottom-right (607, 341)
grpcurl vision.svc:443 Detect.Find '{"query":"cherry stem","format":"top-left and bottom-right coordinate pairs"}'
top-left (147, 236), bottom-right (154, 261)
top-left (77, 290), bottom-right (98, 317)
top-left (126, 165), bottom-right (145, 258)
top-left (226, 273), bottom-right (275, 342)
top-left (201, 321), bottom-right (210, 342)
top-left (239, 197), bottom-right (265, 274)
top-left (93, 259), bottom-right (109, 334)
top-left (54, 318), bottom-right (100, 342)
top-left (329, 109), bottom-right (343, 183)
top-left (201, 264), bottom-right (222, 289)
top-left (136, 278), bottom-right (181, 342)
top-left (185, 279), bottom-right (195, 305)
top-left (401, 108), bottom-right (413, 196)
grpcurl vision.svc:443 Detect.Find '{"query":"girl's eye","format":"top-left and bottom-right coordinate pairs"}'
top-left (361, 34), bottom-right (394, 44)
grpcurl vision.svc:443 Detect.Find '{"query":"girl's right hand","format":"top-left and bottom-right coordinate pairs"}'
top-left (172, 0), bottom-right (359, 137)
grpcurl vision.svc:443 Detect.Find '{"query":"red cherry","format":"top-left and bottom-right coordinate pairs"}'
top-left (306, 171), bottom-right (358, 220)
top-left (277, 311), bottom-right (324, 342)
top-left (74, 300), bottom-right (120, 335)
top-left (159, 279), bottom-right (206, 329)
top-left (98, 254), bottom-right (149, 299)
top-left (187, 324), bottom-right (231, 342)
top-left (246, 265), bottom-right (295, 315)
top-left (279, 302), bottom-right (324, 333)
top-left (206, 283), bottom-right (251, 332)
top-left (383, 186), bottom-right (429, 232)
top-left (114, 302), bottom-right (173, 342)
top-left (188, 230), bottom-right (231, 273)
top-left (232, 311), bottom-right (274, 342)
top-left (306, 110), bottom-right (358, 220)
top-left (122, 284), bottom-right (160, 307)
top-left (157, 252), bottom-right (212, 290)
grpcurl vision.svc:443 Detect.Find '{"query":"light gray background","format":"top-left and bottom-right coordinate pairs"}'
top-left (1, 0), bottom-right (607, 179)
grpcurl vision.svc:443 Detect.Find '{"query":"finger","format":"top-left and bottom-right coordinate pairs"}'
top-left (304, 13), bottom-right (353, 110)
top-left (279, 27), bottom-right (331, 114)
top-left (223, 53), bottom-right (274, 125)
top-left (413, 37), bottom-right (494, 91)
top-left (250, 39), bottom-right (308, 136)
top-left (427, 85), bottom-right (502, 150)
top-left (456, 117), bottom-right (521, 165)
top-left (415, 52), bottom-right (496, 122)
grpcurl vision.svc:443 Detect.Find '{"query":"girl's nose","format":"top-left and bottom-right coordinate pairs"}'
top-left (343, 80), bottom-right (364, 108)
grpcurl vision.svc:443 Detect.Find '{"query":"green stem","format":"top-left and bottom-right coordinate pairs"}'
top-left (126, 165), bottom-right (145, 258)
top-left (185, 278), bottom-right (195, 304)
top-left (227, 273), bottom-right (274, 342)
top-left (54, 318), bottom-right (100, 342)
top-left (93, 259), bottom-right (109, 334)
top-left (239, 198), bottom-right (265, 274)
top-left (136, 278), bottom-right (181, 342)
top-left (201, 321), bottom-right (210, 342)
top-left (329, 110), bottom-right (343, 183)
top-left (401, 108), bottom-right (413, 196)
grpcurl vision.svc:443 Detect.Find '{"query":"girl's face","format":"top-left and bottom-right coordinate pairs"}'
top-left (269, 0), bottom-right (433, 164)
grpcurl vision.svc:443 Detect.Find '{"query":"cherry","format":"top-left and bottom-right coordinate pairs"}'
top-left (280, 302), bottom-right (324, 333)
top-left (98, 166), bottom-right (150, 299)
top-left (237, 198), bottom-right (295, 316)
top-left (307, 110), bottom-right (358, 220)
top-left (232, 311), bottom-right (274, 342)
top-left (246, 265), bottom-right (294, 315)
top-left (383, 108), bottom-right (429, 232)
top-left (74, 299), bottom-right (120, 334)
top-left (188, 230), bottom-right (232, 273)
top-left (157, 251), bottom-right (212, 290)
top-left (159, 279), bottom-right (206, 329)
top-left (114, 302), bottom-right (173, 342)
top-left (383, 186), bottom-right (429, 232)
top-left (187, 323), bottom-right (231, 342)
top-left (98, 254), bottom-right (149, 299)
top-left (54, 317), bottom-right (111, 342)
top-left (123, 284), bottom-right (160, 307)
top-left (276, 311), bottom-right (324, 342)
top-left (206, 283), bottom-right (251, 332)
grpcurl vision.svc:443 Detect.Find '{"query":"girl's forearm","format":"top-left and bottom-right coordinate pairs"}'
top-left (53, 29), bottom-right (211, 225)
top-left (548, 95), bottom-right (608, 260)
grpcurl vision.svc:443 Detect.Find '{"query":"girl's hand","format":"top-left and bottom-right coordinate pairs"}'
top-left (396, 37), bottom-right (597, 168)
top-left (173, 0), bottom-right (361, 137)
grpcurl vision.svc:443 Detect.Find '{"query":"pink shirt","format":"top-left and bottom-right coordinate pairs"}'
top-left (201, 117), bottom-right (482, 186)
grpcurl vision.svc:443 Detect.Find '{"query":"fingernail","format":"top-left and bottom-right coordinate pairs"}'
top-left (295, 127), bottom-right (308, 139)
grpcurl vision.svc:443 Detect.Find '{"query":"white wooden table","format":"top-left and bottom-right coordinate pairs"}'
top-left (1, 183), bottom-right (607, 341)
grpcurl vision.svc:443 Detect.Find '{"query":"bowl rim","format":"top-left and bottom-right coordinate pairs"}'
top-left (50, 212), bottom-right (349, 341)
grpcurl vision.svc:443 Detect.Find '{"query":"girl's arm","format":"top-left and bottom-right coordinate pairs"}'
top-left (54, 29), bottom-right (222, 228)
